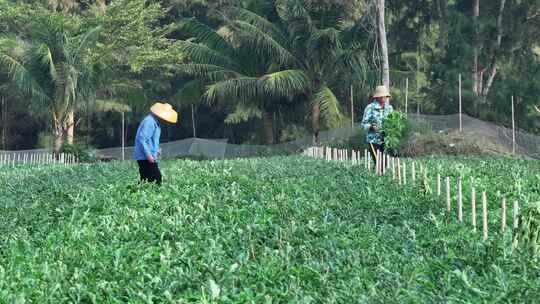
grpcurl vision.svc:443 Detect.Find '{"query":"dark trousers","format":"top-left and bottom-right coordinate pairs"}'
top-left (368, 143), bottom-right (389, 172)
top-left (137, 160), bottom-right (162, 185)
top-left (368, 143), bottom-right (384, 163)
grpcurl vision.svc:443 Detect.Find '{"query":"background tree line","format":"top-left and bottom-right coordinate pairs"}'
top-left (0, 0), bottom-right (539, 153)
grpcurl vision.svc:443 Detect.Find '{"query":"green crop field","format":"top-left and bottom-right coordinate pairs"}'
top-left (0, 156), bottom-right (539, 303)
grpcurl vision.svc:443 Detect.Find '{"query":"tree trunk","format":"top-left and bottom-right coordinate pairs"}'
top-left (481, 0), bottom-right (506, 102)
top-left (66, 109), bottom-right (75, 145)
top-left (472, 0), bottom-right (480, 95)
top-left (1, 97), bottom-right (6, 150)
top-left (312, 102), bottom-right (321, 145)
top-left (377, 0), bottom-right (390, 88)
top-left (262, 110), bottom-right (274, 145)
top-left (437, 0), bottom-right (449, 51)
top-left (53, 122), bottom-right (65, 156)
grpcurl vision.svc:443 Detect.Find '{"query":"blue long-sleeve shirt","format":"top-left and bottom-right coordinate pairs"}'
top-left (360, 100), bottom-right (393, 145)
top-left (133, 114), bottom-right (161, 160)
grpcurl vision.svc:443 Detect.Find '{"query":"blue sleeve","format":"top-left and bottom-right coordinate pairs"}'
top-left (137, 120), bottom-right (155, 158)
top-left (361, 104), bottom-right (372, 130)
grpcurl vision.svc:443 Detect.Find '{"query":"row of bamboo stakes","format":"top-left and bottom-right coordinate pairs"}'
top-left (303, 146), bottom-right (519, 241)
top-left (0, 153), bottom-right (78, 166)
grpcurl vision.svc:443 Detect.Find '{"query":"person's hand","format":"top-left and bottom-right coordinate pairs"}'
top-left (147, 155), bottom-right (155, 163)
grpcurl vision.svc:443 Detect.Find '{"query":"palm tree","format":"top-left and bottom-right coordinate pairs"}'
top-left (175, 1), bottom-right (366, 144)
top-left (0, 13), bottom-right (101, 154)
top-left (173, 17), bottom-right (308, 144)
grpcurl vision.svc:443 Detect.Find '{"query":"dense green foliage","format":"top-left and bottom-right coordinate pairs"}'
top-left (0, 0), bottom-right (539, 150)
top-left (0, 156), bottom-right (538, 301)
top-left (382, 111), bottom-right (409, 153)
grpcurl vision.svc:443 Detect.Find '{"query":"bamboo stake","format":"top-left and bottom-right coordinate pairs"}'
top-left (501, 198), bottom-right (507, 232)
top-left (381, 153), bottom-right (385, 174)
top-left (378, 150), bottom-right (382, 175)
top-left (403, 162), bottom-right (407, 185)
top-left (446, 177), bottom-right (451, 213)
top-left (458, 177), bottom-right (463, 222)
top-left (397, 158), bottom-right (402, 185)
top-left (412, 162), bottom-right (416, 185)
top-left (376, 150), bottom-right (380, 175)
top-left (405, 77), bottom-right (408, 116)
top-left (471, 187), bottom-right (477, 231)
top-left (482, 192), bottom-right (488, 241)
top-left (512, 201), bottom-right (519, 230)
top-left (392, 157), bottom-right (396, 180)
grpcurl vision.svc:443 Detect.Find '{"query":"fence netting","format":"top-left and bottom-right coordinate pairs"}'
top-left (1, 114), bottom-right (538, 160)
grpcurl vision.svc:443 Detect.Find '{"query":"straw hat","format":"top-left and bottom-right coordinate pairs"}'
top-left (372, 85), bottom-right (391, 98)
top-left (150, 102), bottom-right (178, 123)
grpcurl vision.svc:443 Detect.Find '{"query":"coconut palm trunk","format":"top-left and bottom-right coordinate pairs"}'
top-left (66, 109), bottom-right (75, 145)
top-left (377, 0), bottom-right (390, 88)
top-left (53, 122), bottom-right (65, 156)
top-left (311, 102), bottom-right (321, 145)
top-left (262, 110), bottom-right (274, 145)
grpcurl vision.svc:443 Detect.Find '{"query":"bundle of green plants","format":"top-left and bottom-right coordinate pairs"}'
top-left (382, 111), bottom-right (410, 154)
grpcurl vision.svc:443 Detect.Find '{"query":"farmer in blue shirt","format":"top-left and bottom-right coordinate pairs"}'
top-left (133, 102), bottom-right (178, 185)
top-left (361, 85), bottom-right (393, 162)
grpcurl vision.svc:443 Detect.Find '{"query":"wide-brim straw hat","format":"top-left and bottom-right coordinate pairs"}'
top-left (372, 85), bottom-right (391, 98)
top-left (150, 102), bottom-right (178, 123)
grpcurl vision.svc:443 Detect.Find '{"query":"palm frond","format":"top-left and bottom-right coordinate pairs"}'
top-left (224, 7), bottom-right (288, 46)
top-left (224, 103), bottom-right (263, 124)
top-left (258, 69), bottom-right (308, 98)
top-left (275, 0), bottom-right (315, 49)
top-left (308, 28), bottom-right (342, 60)
top-left (35, 43), bottom-right (59, 83)
top-left (71, 25), bottom-right (102, 63)
top-left (171, 79), bottom-right (206, 107)
top-left (229, 20), bottom-right (300, 67)
top-left (178, 19), bottom-right (235, 55)
top-left (95, 98), bottom-right (132, 113)
top-left (313, 85), bottom-right (343, 128)
top-left (0, 38), bottom-right (50, 103)
top-left (322, 46), bottom-right (368, 82)
top-left (177, 41), bottom-right (237, 70)
top-left (204, 77), bottom-right (259, 105)
top-left (177, 64), bottom-right (242, 82)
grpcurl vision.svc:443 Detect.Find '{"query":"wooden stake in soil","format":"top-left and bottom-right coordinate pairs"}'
top-left (405, 77), bottom-right (409, 116)
top-left (437, 174), bottom-right (441, 196)
top-left (446, 177), bottom-right (451, 213)
top-left (501, 198), bottom-right (507, 232)
top-left (392, 157), bottom-right (396, 180)
top-left (482, 192), bottom-right (488, 241)
top-left (397, 158), bottom-right (402, 185)
top-left (471, 187), bottom-right (477, 231)
top-left (378, 151), bottom-right (382, 175)
top-left (512, 201), bottom-right (519, 230)
top-left (412, 162), bottom-right (416, 185)
top-left (403, 162), bottom-right (407, 185)
top-left (375, 150), bottom-right (379, 175)
top-left (458, 177), bottom-right (463, 222)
